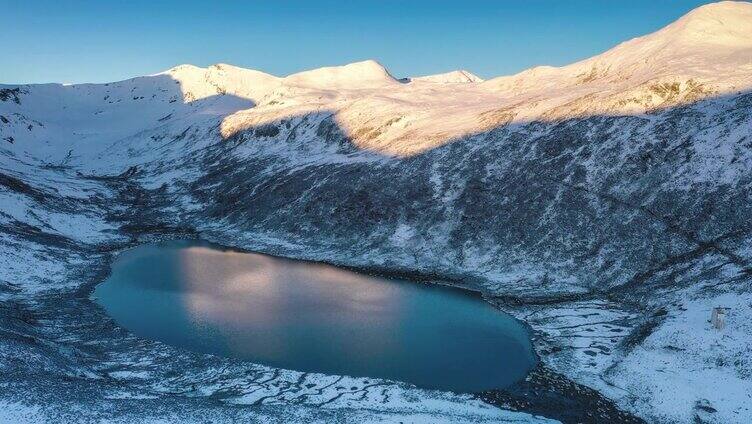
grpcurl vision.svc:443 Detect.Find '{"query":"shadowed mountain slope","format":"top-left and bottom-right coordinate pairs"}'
top-left (1, 2), bottom-right (751, 423)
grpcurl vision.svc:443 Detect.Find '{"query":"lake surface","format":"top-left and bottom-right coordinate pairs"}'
top-left (94, 240), bottom-right (536, 392)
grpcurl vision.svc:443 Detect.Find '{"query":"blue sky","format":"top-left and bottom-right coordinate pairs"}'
top-left (2, 0), bottom-right (716, 84)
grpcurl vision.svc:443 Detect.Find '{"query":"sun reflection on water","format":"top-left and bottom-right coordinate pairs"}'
top-left (95, 240), bottom-right (536, 392)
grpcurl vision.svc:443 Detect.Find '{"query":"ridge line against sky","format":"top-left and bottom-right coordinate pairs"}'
top-left (1, 0), bottom-right (726, 84)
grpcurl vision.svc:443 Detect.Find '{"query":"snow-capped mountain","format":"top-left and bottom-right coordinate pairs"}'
top-left (487, 1), bottom-right (752, 91)
top-left (1, 1), bottom-right (751, 423)
top-left (409, 70), bottom-right (484, 83)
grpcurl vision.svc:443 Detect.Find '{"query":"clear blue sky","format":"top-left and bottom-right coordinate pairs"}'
top-left (2, 0), bottom-right (717, 84)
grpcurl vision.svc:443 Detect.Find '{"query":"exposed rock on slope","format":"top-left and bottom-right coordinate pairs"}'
top-left (1, 2), bottom-right (751, 423)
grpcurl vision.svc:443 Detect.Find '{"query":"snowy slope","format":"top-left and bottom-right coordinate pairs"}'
top-left (486, 1), bottom-right (752, 92)
top-left (1, 2), bottom-right (752, 423)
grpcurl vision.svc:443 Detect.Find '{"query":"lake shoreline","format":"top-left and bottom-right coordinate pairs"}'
top-left (93, 238), bottom-right (536, 393)
top-left (88, 234), bottom-right (644, 423)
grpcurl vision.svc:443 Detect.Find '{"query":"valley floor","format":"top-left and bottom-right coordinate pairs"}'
top-left (1, 155), bottom-right (749, 423)
top-left (0, 162), bottom-right (553, 424)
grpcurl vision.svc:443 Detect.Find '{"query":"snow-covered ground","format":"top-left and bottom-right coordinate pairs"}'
top-left (1, 1), bottom-right (752, 422)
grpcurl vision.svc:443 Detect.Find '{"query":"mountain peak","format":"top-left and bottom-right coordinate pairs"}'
top-left (283, 60), bottom-right (397, 89)
top-left (679, 1), bottom-right (752, 22)
top-left (162, 63), bottom-right (204, 75)
top-left (411, 70), bottom-right (484, 83)
top-left (485, 1), bottom-right (752, 91)
top-left (665, 1), bottom-right (752, 47)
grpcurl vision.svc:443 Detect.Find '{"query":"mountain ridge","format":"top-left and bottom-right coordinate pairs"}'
top-left (25, 2), bottom-right (752, 92)
top-left (1, 2), bottom-right (751, 423)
